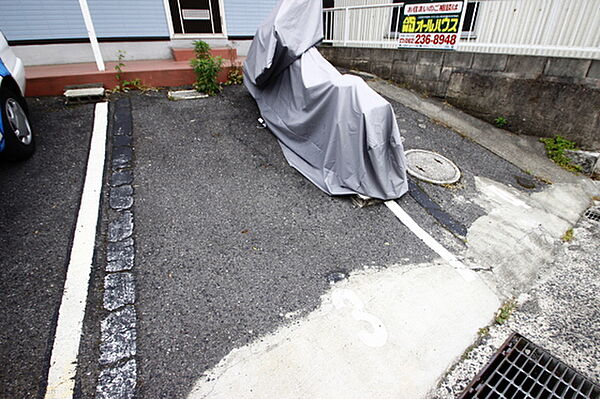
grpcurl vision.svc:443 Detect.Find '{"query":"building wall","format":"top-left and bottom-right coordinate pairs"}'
top-left (223, 0), bottom-right (278, 36)
top-left (88, 0), bottom-right (170, 38)
top-left (0, 0), bottom-right (170, 42)
top-left (0, 1), bottom-right (87, 41)
top-left (2, 0), bottom-right (273, 65)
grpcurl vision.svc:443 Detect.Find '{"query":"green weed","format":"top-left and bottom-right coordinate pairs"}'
top-left (191, 41), bottom-right (222, 96)
top-left (561, 228), bottom-right (574, 242)
top-left (112, 50), bottom-right (153, 92)
top-left (539, 135), bottom-right (583, 173)
top-left (494, 116), bottom-right (508, 128)
top-left (495, 300), bottom-right (517, 325)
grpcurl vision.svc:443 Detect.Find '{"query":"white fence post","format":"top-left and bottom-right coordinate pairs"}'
top-left (343, 7), bottom-right (350, 47)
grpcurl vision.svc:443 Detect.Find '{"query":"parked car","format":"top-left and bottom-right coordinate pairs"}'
top-left (0, 31), bottom-right (34, 160)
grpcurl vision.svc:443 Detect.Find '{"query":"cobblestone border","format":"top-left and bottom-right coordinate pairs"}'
top-left (96, 98), bottom-right (137, 399)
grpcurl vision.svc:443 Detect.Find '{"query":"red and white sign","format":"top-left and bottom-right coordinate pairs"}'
top-left (398, 33), bottom-right (458, 50)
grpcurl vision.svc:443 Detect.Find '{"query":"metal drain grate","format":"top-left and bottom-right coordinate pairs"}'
top-left (459, 333), bottom-right (600, 399)
top-left (584, 208), bottom-right (600, 223)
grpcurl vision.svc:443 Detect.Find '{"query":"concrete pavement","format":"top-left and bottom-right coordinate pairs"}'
top-left (178, 80), bottom-right (599, 399)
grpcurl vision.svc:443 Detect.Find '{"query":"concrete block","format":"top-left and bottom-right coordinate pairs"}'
top-left (415, 63), bottom-right (442, 81)
top-left (505, 55), bottom-right (546, 78)
top-left (319, 47), bottom-right (338, 64)
top-left (446, 71), bottom-right (600, 149)
top-left (337, 58), bottom-right (353, 69)
top-left (113, 135), bottom-right (132, 148)
top-left (370, 61), bottom-right (392, 79)
top-left (64, 87), bottom-right (105, 102)
top-left (100, 306), bottom-right (136, 365)
top-left (443, 52), bottom-right (473, 68)
top-left (394, 49), bottom-right (418, 63)
top-left (370, 48), bottom-right (395, 63)
top-left (351, 47), bottom-right (371, 60)
top-left (586, 60), bottom-right (600, 80)
top-left (108, 211), bottom-right (133, 242)
top-left (103, 272), bottom-right (136, 311)
top-left (167, 89), bottom-right (208, 101)
top-left (417, 80), bottom-right (446, 97)
top-left (317, 46), bottom-right (333, 58)
top-left (391, 61), bottom-right (416, 79)
top-left (350, 59), bottom-right (370, 73)
top-left (440, 66), bottom-right (456, 83)
top-left (335, 46), bottom-right (353, 61)
top-left (96, 360), bottom-right (136, 399)
top-left (112, 146), bottom-right (132, 171)
top-left (110, 170), bottom-right (133, 187)
top-left (418, 50), bottom-right (445, 65)
top-left (544, 57), bottom-right (591, 79)
top-left (109, 185), bottom-right (134, 211)
top-left (472, 53), bottom-right (508, 71)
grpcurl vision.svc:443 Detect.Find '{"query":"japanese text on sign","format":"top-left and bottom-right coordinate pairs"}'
top-left (398, 1), bottom-right (465, 50)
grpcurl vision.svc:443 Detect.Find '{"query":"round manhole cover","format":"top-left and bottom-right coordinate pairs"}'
top-left (405, 149), bottom-right (461, 185)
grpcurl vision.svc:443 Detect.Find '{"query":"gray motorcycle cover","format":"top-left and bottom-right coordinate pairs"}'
top-left (244, 0), bottom-right (408, 200)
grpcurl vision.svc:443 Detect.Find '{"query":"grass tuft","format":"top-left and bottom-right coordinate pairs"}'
top-left (539, 136), bottom-right (583, 173)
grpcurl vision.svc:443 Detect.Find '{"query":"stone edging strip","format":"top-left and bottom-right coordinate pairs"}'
top-left (96, 98), bottom-right (137, 399)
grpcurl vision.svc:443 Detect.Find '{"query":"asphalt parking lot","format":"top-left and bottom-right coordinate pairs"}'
top-left (0, 98), bottom-right (95, 398)
top-left (1, 83), bottom-right (594, 399)
top-left (129, 85), bottom-right (539, 398)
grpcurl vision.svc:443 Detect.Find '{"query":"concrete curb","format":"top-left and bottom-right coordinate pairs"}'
top-left (367, 78), bottom-right (598, 193)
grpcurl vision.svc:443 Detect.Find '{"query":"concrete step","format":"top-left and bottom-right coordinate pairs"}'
top-left (172, 47), bottom-right (238, 62)
top-left (25, 56), bottom-right (245, 97)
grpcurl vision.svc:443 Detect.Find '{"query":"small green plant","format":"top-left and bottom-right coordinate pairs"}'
top-left (539, 135), bottom-right (583, 173)
top-left (115, 50), bottom-right (126, 86)
top-left (224, 46), bottom-right (243, 86)
top-left (190, 40), bottom-right (222, 96)
top-left (494, 116), bottom-right (508, 128)
top-left (225, 68), bottom-right (243, 86)
top-left (193, 40), bottom-right (211, 58)
top-left (113, 50), bottom-right (153, 92)
top-left (495, 300), bottom-right (517, 325)
top-left (561, 228), bottom-right (574, 242)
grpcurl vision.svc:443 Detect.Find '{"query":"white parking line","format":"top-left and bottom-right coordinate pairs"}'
top-left (384, 200), bottom-right (476, 282)
top-left (45, 102), bottom-right (108, 399)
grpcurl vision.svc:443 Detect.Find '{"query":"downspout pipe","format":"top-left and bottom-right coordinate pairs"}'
top-left (78, 0), bottom-right (105, 71)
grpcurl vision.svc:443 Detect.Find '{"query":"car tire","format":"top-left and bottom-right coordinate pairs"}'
top-left (1, 87), bottom-right (35, 161)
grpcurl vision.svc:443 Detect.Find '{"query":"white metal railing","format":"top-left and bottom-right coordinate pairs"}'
top-left (323, 0), bottom-right (600, 59)
top-left (323, 3), bottom-right (404, 48)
